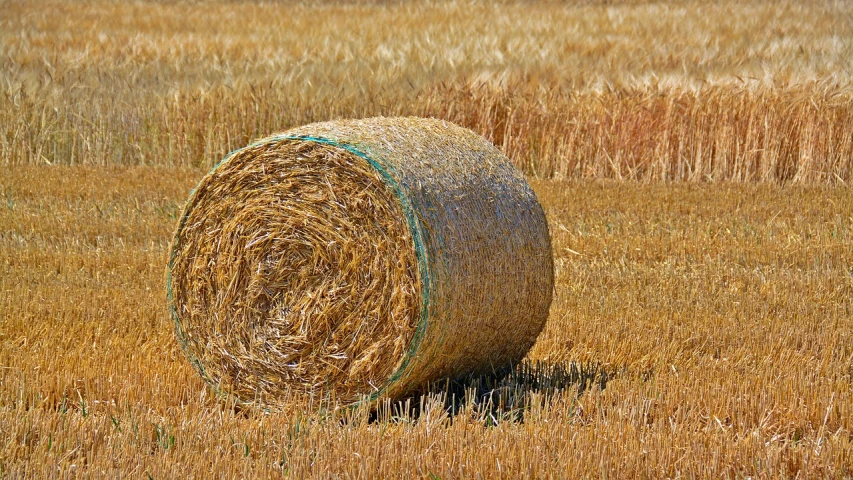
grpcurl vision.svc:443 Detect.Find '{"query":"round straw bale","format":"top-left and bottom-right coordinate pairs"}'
top-left (167, 117), bottom-right (553, 406)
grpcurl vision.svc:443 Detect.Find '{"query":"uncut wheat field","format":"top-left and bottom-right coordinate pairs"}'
top-left (2, 0), bottom-right (852, 477)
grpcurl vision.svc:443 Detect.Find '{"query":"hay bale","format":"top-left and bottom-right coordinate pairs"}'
top-left (167, 117), bottom-right (554, 406)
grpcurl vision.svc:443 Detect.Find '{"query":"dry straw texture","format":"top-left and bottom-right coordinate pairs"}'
top-left (3, 0), bottom-right (853, 475)
top-left (168, 117), bottom-right (554, 406)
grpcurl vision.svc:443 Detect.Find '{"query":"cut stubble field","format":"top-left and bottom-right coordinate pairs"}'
top-left (2, 166), bottom-right (851, 477)
top-left (1, 0), bottom-right (853, 477)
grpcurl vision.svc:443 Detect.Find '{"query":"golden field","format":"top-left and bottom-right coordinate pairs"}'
top-left (1, 0), bottom-right (852, 477)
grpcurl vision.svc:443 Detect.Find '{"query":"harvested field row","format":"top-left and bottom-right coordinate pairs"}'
top-left (2, 165), bottom-right (851, 477)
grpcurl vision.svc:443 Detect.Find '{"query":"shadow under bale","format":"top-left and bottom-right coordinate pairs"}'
top-left (369, 360), bottom-right (614, 425)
